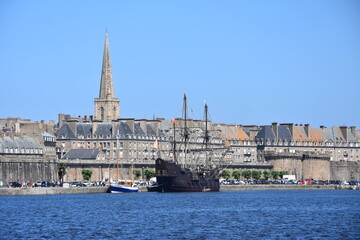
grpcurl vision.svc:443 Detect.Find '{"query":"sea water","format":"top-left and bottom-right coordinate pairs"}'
top-left (0, 190), bottom-right (359, 239)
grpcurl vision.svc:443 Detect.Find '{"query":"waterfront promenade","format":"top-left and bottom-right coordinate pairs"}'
top-left (0, 184), bottom-right (355, 196)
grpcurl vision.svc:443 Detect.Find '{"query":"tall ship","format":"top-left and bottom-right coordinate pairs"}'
top-left (149, 94), bottom-right (228, 192)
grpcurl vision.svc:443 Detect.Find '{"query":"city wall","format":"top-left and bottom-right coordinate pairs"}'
top-left (0, 155), bottom-right (58, 185)
top-left (270, 158), bottom-right (330, 180)
top-left (330, 161), bottom-right (360, 181)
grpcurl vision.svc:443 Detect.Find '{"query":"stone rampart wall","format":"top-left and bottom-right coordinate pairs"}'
top-left (330, 162), bottom-right (360, 181)
top-left (0, 155), bottom-right (58, 185)
top-left (270, 158), bottom-right (330, 180)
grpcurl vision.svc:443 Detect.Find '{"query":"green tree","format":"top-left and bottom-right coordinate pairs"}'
top-left (144, 169), bottom-right (155, 180)
top-left (271, 170), bottom-right (280, 180)
top-left (58, 163), bottom-right (67, 184)
top-left (221, 169), bottom-right (231, 180)
top-left (252, 170), bottom-right (262, 180)
top-left (232, 170), bottom-right (241, 180)
top-left (133, 169), bottom-right (141, 180)
top-left (241, 170), bottom-right (252, 180)
top-left (81, 169), bottom-right (93, 181)
top-left (263, 170), bottom-right (271, 180)
top-left (279, 170), bottom-right (289, 179)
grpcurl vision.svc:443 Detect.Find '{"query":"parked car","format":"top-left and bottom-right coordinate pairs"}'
top-left (8, 182), bottom-right (22, 188)
top-left (41, 181), bottom-right (52, 187)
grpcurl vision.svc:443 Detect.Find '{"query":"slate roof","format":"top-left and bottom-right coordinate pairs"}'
top-left (134, 123), bottom-right (145, 135)
top-left (321, 127), bottom-right (357, 142)
top-left (76, 123), bottom-right (92, 136)
top-left (0, 136), bottom-right (41, 153)
top-left (94, 123), bottom-right (112, 136)
top-left (56, 123), bottom-right (76, 139)
top-left (62, 149), bottom-right (100, 160)
top-left (146, 124), bottom-right (157, 136)
top-left (255, 125), bottom-right (292, 141)
top-left (56, 121), bottom-right (165, 139)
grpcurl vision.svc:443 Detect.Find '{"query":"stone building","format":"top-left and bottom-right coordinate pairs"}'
top-left (0, 118), bottom-right (57, 185)
top-left (56, 117), bottom-right (225, 181)
top-left (213, 124), bottom-right (268, 168)
top-left (253, 122), bottom-right (360, 180)
top-left (55, 32), bottom-right (360, 182)
top-left (56, 33), bottom-right (225, 181)
top-left (94, 31), bottom-right (120, 122)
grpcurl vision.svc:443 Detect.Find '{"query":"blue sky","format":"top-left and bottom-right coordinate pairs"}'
top-left (1, 1), bottom-right (359, 128)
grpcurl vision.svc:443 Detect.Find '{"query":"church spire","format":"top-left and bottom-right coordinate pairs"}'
top-left (94, 31), bottom-right (120, 122)
top-left (99, 30), bottom-right (114, 98)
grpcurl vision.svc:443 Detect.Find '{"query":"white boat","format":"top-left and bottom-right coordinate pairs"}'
top-left (109, 184), bottom-right (138, 193)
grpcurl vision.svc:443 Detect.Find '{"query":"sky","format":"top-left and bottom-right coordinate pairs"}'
top-left (1, 1), bottom-right (359, 128)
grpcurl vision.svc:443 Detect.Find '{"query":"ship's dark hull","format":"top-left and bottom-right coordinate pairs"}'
top-left (150, 158), bottom-right (220, 192)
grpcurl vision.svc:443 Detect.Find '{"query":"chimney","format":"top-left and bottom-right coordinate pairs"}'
top-left (14, 122), bottom-right (20, 134)
top-left (92, 121), bottom-right (99, 135)
top-left (304, 124), bottom-right (310, 138)
top-left (58, 113), bottom-right (65, 128)
top-left (272, 122), bottom-right (278, 139)
top-left (111, 121), bottom-right (120, 137)
top-left (350, 126), bottom-right (356, 137)
top-left (340, 126), bottom-right (348, 141)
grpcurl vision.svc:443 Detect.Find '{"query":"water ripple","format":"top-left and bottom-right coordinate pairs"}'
top-left (0, 190), bottom-right (359, 239)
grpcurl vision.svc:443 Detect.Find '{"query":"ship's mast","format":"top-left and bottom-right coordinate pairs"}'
top-left (204, 102), bottom-right (209, 149)
top-left (172, 118), bottom-right (177, 163)
top-left (182, 93), bottom-right (189, 167)
top-left (116, 137), bottom-right (119, 181)
top-left (204, 102), bottom-right (210, 167)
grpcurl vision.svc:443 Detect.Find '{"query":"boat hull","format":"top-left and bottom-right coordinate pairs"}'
top-left (109, 184), bottom-right (139, 193)
top-left (152, 158), bottom-right (220, 192)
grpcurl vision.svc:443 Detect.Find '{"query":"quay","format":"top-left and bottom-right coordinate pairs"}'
top-left (0, 184), bottom-right (356, 196)
top-left (0, 186), bottom-right (108, 196)
top-left (220, 184), bottom-right (348, 191)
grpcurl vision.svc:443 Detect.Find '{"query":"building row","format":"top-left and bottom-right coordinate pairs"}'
top-left (1, 32), bottom-right (359, 184)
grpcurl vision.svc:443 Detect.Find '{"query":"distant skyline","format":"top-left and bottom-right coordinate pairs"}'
top-left (1, 1), bottom-right (359, 128)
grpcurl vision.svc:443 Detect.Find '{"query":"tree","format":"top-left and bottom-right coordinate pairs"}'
top-left (58, 163), bottom-right (67, 184)
top-left (221, 169), bottom-right (231, 180)
top-left (232, 170), bottom-right (241, 180)
top-left (133, 169), bottom-right (141, 180)
top-left (263, 170), bottom-right (271, 180)
top-left (144, 169), bottom-right (155, 180)
top-left (241, 170), bottom-right (252, 180)
top-left (279, 170), bottom-right (289, 179)
top-left (252, 170), bottom-right (262, 180)
top-left (81, 169), bottom-right (93, 181)
top-left (271, 170), bottom-right (280, 180)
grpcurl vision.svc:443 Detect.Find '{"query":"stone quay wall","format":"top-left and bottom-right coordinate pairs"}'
top-left (220, 184), bottom-right (341, 191)
top-left (0, 186), bottom-right (108, 196)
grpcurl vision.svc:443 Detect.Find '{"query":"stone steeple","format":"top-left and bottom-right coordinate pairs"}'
top-left (94, 31), bottom-right (120, 122)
